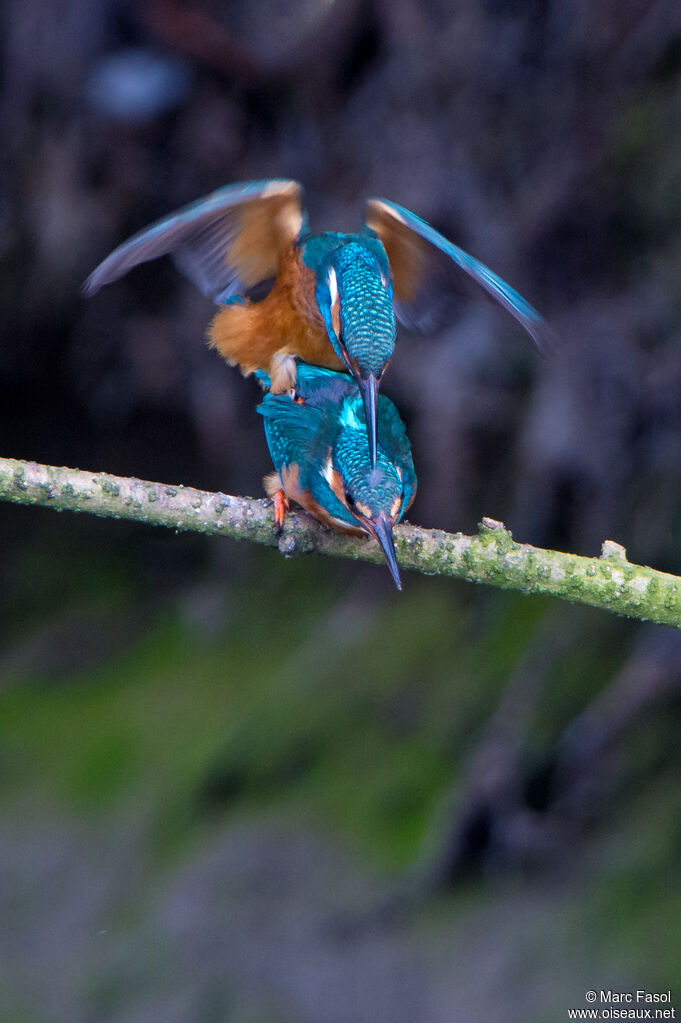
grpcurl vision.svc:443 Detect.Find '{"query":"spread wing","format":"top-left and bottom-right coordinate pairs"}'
top-left (84, 179), bottom-right (306, 304)
top-left (365, 198), bottom-right (554, 353)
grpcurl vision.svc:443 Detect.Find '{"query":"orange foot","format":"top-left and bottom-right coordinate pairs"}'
top-left (273, 489), bottom-right (290, 530)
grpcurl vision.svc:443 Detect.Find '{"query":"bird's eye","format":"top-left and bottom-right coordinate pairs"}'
top-left (344, 491), bottom-right (356, 509)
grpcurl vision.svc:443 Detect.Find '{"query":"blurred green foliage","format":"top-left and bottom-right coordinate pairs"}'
top-left (1, 516), bottom-right (680, 1021)
top-left (0, 528), bottom-right (554, 868)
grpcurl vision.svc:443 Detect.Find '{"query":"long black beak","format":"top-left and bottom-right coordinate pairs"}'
top-left (358, 374), bottom-right (379, 469)
top-left (369, 511), bottom-right (401, 591)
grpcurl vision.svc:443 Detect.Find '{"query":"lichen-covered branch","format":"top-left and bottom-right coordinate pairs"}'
top-left (2, 455), bottom-right (681, 628)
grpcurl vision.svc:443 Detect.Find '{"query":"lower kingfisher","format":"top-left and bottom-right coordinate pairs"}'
top-left (84, 179), bottom-right (552, 467)
top-left (257, 362), bottom-right (417, 590)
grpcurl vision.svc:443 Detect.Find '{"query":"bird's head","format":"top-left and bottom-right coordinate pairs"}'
top-left (322, 397), bottom-right (406, 589)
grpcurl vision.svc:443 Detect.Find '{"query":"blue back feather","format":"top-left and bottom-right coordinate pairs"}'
top-left (257, 364), bottom-right (416, 526)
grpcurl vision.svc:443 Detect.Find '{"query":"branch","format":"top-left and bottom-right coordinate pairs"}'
top-left (2, 456), bottom-right (680, 628)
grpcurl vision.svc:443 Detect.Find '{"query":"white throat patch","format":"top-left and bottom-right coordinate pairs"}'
top-left (327, 266), bottom-right (338, 307)
top-left (320, 454), bottom-right (335, 486)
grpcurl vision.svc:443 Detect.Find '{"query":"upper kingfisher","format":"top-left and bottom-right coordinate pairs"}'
top-left (257, 362), bottom-right (417, 590)
top-left (84, 179), bottom-right (552, 467)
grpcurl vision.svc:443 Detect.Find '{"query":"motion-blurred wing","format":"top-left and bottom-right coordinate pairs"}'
top-left (84, 179), bottom-right (306, 304)
top-left (365, 198), bottom-right (553, 353)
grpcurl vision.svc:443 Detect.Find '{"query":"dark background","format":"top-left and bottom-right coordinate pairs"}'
top-left (1, 2), bottom-right (681, 1020)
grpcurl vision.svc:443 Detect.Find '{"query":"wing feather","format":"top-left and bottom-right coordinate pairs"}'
top-left (257, 391), bottom-right (324, 475)
top-left (84, 179), bottom-right (306, 304)
top-left (365, 198), bottom-right (555, 353)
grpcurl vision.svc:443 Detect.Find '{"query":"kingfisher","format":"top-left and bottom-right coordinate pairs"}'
top-left (257, 362), bottom-right (417, 590)
top-left (84, 179), bottom-right (552, 466)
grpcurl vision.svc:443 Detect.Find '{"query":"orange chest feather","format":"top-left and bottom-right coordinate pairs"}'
top-left (208, 249), bottom-right (344, 375)
top-left (281, 464), bottom-right (364, 537)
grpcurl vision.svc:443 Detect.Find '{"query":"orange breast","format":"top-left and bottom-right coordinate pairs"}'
top-left (281, 464), bottom-right (364, 538)
top-left (207, 247), bottom-right (344, 377)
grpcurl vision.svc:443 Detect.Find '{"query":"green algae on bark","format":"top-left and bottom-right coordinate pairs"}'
top-left (1, 457), bottom-right (680, 628)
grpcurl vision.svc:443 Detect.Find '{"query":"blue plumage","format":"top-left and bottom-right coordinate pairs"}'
top-left (84, 178), bottom-right (552, 472)
top-left (257, 364), bottom-right (416, 589)
top-left (82, 181), bottom-right (554, 585)
top-left (364, 198), bottom-right (554, 352)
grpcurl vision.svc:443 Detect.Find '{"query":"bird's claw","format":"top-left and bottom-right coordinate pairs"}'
top-left (273, 489), bottom-right (290, 530)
